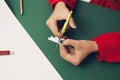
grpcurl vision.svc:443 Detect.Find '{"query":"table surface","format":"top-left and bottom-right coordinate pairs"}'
top-left (5, 0), bottom-right (120, 80)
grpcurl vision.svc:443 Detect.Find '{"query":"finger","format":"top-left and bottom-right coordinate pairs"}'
top-left (62, 39), bottom-right (77, 47)
top-left (60, 45), bottom-right (79, 65)
top-left (69, 17), bottom-right (77, 29)
top-left (46, 18), bottom-right (61, 37)
top-left (60, 45), bottom-right (73, 62)
top-left (67, 46), bottom-right (75, 55)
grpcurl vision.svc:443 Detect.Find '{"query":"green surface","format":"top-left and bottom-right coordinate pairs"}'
top-left (5, 0), bottom-right (120, 80)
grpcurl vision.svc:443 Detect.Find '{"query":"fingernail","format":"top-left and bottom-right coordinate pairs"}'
top-left (72, 25), bottom-right (77, 29)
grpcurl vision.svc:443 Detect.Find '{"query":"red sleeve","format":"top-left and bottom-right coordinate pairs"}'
top-left (48, 0), bottom-right (76, 9)
top-left (90, 0), bottom-right (120, 12)
top-left (93, 32), bottom-right (120, 63)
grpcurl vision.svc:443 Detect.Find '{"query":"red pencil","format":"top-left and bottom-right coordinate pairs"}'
top-left (0, 50), bottom-right (14, 55)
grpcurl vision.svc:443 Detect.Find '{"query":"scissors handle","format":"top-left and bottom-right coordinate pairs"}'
top-left (61, 10), bottom-right (73, 35)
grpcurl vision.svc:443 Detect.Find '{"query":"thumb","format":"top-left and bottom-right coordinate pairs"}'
top-left (46, 17), bottom-right (61, 37)
top-left (69, 17), bottom-right (77, 29)
top-left (62, 39), bottom-right (76, 47)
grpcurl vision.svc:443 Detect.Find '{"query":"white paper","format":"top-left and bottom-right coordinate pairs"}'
top-left (48, 36), bottom-right (64, 44)
top-left (0, 0), bottom-right (63, 80)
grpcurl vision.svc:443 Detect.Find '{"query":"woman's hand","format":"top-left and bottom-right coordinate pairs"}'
top-left (60, 39), bottom-right (98, 65)
top-left (46, 2), bottom-right (77, 37)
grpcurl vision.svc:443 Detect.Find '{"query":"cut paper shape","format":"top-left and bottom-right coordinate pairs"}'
top-left (48, 36), bottom-right (64, 44)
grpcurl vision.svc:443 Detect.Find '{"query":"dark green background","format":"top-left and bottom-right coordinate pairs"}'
top-left (5, 0), bottom-right (120, 80)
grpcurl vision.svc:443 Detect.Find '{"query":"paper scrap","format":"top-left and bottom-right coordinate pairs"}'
top-left (48, 36), bottom-right (64, 44)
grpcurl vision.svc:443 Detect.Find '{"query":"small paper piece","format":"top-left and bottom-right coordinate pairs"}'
top-left (48, 36), bottom-right (64, 44)
top-left (81, 0), bottom-right (91, 2)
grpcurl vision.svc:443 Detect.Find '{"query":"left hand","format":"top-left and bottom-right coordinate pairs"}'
top-left (59, 39), bottom-right (98, 65)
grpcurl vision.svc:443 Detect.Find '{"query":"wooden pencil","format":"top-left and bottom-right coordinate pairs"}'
top-left (20, 0), bottom-right (23, 15)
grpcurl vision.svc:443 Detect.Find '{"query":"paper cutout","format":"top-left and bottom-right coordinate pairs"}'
top-left (48, 36), bottom-right (64, 44)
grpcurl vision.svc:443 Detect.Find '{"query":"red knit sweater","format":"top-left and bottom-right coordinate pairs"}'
top-left (48, 0), bottom-right (120, 11)
top-left (48, 0), bottom-right (120, 63)
top-left (90, 0), bottom-right (120, 12)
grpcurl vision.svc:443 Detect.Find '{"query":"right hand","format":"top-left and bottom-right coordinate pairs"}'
top-left (46, 2), bottom-right (77, 37)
